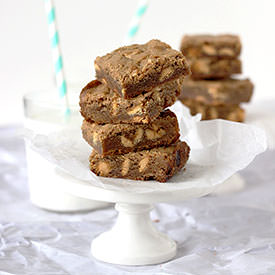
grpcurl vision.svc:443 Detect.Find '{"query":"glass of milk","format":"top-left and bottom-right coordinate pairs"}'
top-left (23, 89), bottom-right (109, 212)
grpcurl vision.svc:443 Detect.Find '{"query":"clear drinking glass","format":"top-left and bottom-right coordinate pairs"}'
top-left (23, 90), bottom-right (108, 212)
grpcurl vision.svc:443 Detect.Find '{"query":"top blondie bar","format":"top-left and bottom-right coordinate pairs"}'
top-left (180, 34), bottom-right (241, 59)
top-left (95, 39), bottom-right (191, 99)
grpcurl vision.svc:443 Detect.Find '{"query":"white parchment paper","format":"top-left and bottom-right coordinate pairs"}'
top-left (25, 102), bottom-right (267, 194)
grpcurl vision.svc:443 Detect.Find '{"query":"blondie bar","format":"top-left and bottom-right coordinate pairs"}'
top-left (180, 34), bottom-right (241, 59)
top-left (82, 110), bottom-right (180, 156)
top-left (95, 39), bottom-right (190, 98)
top-left (180, 98), bottom-right (245, 122)
top-left (89, 141), bottom-right (190, 182)
top-left (80, 79), bottom-right (182, 124)
top-left (180, 78), bottom-right (253, 105)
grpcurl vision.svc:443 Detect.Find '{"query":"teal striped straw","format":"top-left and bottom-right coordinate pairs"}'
top-left (124, 0), bottom-right (149, 44)
top-left (45, 0), bottom-right (70, 117)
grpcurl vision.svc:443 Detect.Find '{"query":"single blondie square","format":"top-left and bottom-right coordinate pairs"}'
top-left (180, 34), bottom-right (241, 59)
top-left (95, 39), bottom-right (190, 98)
top-left (188, 58), bottom-right (241, 79)
top-left (180, 78), bottom-right (253, 105)
top-left (80, 79), bottom-right (182, 124)
top-left (82, 110), bottom-right (180, 156)
top-left (89, 141), bottom-right (190, 182)
top-left (180, 98), bottom-right (245, 122)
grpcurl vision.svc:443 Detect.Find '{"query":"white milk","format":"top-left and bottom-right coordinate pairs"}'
top-left (24, 91), bottom-right (108, 212)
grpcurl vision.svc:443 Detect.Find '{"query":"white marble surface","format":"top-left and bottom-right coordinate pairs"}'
top-left (1, 126), bottom-right (275, 274)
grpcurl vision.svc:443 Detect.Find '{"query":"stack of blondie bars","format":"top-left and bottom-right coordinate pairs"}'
top-left (179, 34), bottom-right (254, 122)
top-left (80, 40), bottom-right (191, 182)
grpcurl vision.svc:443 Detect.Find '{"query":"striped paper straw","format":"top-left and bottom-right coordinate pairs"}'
top-left (45, 0), bottom-right (70, 116)
top-left (124, 0), bottom-right (149, 44)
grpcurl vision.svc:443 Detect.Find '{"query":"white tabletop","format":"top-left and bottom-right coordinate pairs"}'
top-left (1, 126), bottom-right (275, 274)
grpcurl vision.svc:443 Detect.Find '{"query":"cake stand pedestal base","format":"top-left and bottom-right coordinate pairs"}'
top-left (91, 203), bottom-right (176, 266)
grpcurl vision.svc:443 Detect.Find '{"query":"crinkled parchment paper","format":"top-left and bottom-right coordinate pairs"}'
top-left (25, 102), bottom-right (267, 194)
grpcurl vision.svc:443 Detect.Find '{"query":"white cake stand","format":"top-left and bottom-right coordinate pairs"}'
top-left (28, 101), bottom-right (266, 266)
top-left (56, 169), bottom-right (215, 266)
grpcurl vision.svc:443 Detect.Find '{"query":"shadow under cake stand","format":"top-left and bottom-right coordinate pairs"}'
top-left (57, 169), bottom-right (216, 266)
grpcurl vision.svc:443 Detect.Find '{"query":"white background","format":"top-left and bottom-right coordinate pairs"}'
top-left (1, 0), bottom-right (275, 125)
